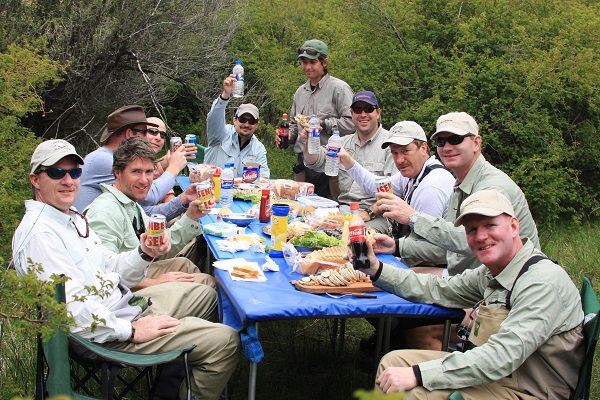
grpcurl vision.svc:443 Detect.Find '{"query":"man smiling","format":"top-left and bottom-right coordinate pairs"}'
top-left (86, 137), bottom-right (214, 291)
top-left (205, 73), bottom-right (270, 178)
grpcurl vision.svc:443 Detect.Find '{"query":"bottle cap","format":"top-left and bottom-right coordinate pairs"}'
top-left (350, 202), bottom-right (359, 210)
top-left (282, 113), bottom-right (288, 118)
top-left (213, 168), bottom-right (221, 177)
top-left (333, 130), bottom-right (340, 135)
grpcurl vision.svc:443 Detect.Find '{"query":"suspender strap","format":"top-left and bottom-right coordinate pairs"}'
top-left (505, 255), bottom-right (558, 309)
top-left (404, 164), bottom-right (448, 204)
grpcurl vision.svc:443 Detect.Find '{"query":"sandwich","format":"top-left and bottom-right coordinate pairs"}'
top-left (231, 264), bottom-right (260, 279)
top-left (299, 246), bottom-right (349, 275)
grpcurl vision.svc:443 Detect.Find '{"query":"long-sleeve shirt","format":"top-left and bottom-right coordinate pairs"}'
top-left (74, 146), bottom-right (176, 211)
top-left (85, 184), bottom-right (201, 259)
top-left (345, 155), bottom-right (454, 219)
top-left (304, 126), bottom-right (395, 210)
top-left (204, 96), bottom-right (270, 178)
top-left (12, 200), bottom-right (149, 342)
top-left (375, 240), bottom-right (584, 399)
top-left (399, 154), bottom-right (540, 275)
top-left (289, 74), bottom-right (355, 154)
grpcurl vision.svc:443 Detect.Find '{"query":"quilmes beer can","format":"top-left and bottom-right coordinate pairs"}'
top-left (375, 176), bottom-right (393, 198)
top-left (146, 214), bottom-right (166, 249)
top-left (196, 180), bottom-right (215, 210)
top-left (170, 136), bottom-right (182, 154)
top-left (184, 134), bottom-right (197, 159)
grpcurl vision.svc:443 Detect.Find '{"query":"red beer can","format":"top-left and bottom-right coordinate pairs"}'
top-left (196, 180), bottom-right (215, 210)
top-left (146, 214), bottom-right (166, 249)
top-left (375, 176), bottom-right (393, 198)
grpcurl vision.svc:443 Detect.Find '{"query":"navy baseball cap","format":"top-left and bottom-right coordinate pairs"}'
top-left (351, 91), bottom-right (379, 108)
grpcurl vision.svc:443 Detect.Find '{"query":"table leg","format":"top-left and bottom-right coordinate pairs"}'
top-left (339, 319), bottom-right (346, 353)
top-left (248, 323), bottom-right (258, 400)
top-left (442, 319), bottom-right (451, 351)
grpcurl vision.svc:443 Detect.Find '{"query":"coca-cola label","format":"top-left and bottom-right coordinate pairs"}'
top-left (278, 127), bottom-right (290, 137)
top-left (348, 225), bottom-right (366, 243)
top-left (326, 146), bottom-right (340, 158)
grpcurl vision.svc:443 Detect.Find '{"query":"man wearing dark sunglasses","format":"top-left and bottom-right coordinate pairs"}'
top-left (75, 105), bottom-right (191, 215)
top-left (205, 73), bottom-right (270, 179)
top-left (286, 39), bottom-right (355, 200)
top-left (13, 139), bottom-right (240, 399)
top-left (372, 111), bottom-right (540, 280)
top-left (301, 91), bottom-right (394, 233)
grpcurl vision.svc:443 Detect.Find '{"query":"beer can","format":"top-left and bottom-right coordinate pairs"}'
top-left (170, 136), bottom-right (182, 154)
top-left (146, 214), bottom-right (166, 249)
top-left (185, 134), bottom-right (197, 159)
top-left (375, 176), bottom-right (393, 198)
top-left (196, 180), bottom-right (215, 210)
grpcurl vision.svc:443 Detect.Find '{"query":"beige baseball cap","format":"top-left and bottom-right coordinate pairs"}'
top-left (454, 189), bottom-right (515, 227)
top-left (431, 112), bottom-right (479, 140)
top-left (235, 104), bottom-right (260, 120)
top-left (31, 139), bottom-right (85, 173)
top-left (382, 121), bottom-right (427, 148)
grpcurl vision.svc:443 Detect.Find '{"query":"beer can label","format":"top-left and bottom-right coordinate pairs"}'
top-left (196, 180), bottom-right (215, 210)
top-left (170, 137), bottom-right (182, 153)
top-left (147, 214), bottom-right (166, 249)
top-left (375, 176), bottom-right (392, 197)
top-left (145, 234), bottom-right (166, 249)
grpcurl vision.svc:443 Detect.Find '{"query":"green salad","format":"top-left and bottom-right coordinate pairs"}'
top-left (290, 231), bottom-right (343, 248)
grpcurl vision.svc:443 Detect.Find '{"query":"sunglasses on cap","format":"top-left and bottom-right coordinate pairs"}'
top-left (351, 105), bottom-right (378, 114)
top-left (435, 134), bottom-right (475, 147)
top-left (36, 167), bottom-right (83, 180)
top-left (147, 127), bottom-right (166, 139)
top-left (237, 116), bottom-right (258, 125)
top-left (297, 47), bottom-right (321, 57)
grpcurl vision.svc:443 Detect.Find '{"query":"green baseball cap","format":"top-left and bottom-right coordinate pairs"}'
top-left (297, 39), bottom-right (328, 60)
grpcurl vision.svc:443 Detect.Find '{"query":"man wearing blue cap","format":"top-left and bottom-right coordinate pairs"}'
top-left (301, 90), bottom-right (394, 233)
top-left (283, 39), bottom-right (355, 200)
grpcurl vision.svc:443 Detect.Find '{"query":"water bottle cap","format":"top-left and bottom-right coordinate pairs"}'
top-left (311, 115), bottom-right (317, 118)
top-left (333, 130), bottom-right (340, 135)
top-left (225, 162), bottom-right (234, 168)
top-left (235, 60), bottom-right (242, 64)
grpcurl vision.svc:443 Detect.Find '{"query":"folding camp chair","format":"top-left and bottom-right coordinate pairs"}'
top-left (36, 281), bottom-right (196, 400)
top-left (448, 276), bottom-right (600, 400)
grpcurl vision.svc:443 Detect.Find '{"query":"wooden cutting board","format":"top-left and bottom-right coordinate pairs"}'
top-left (291, 280), bottom-right (382, 294)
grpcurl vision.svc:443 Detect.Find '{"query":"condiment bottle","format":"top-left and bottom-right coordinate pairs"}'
top-left (341, 213), bottom-right (351, 245)
top-left (259, 187), bottom-right (271, 223)
top-left (212, 168), bottom-right (221, 202)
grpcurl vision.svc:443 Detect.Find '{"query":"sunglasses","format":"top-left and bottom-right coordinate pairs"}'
top-left (237, 116), bottom-right (258, 125)
top-left (37, 167), bottom-right (83, 180)
top-left (435, 134), bottom-right (474, 147)
top-left (147, 128), bottom-right (166, 139)
top-left (297, 47), bottom-right (321, 57)
top-left (130, 128), bottom-right (148, 136)
top-left (351, 105), bottom-right (378, 114)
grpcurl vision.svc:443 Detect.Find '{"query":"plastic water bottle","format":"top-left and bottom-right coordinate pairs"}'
top-left (324, 130), bottom-right (343, 176)
top-left (307, 115), bottom-right (320, 154)
top-left (232, 60), bottom-right (244, 98)
top-left (220, 163), bottom-right (234, 207)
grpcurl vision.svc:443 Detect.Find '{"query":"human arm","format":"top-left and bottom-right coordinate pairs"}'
top-left (377, 367), bottom-right (419, 394)
top-left (322, 80), bottom-right (354, 136)
top-left (130, 315), bottom-right (181, 343)
top-left (206, 76), bottom-right (235, 147)
top-left (141, 183), bottom-right (199, 221)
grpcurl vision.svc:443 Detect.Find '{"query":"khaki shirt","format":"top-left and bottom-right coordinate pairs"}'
top-left (399, 154), bottom-right (540, 275)
top-left (376, 240), bottom-right (584, 399)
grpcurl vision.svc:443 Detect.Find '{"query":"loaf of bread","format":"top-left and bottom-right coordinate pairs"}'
top-left (299, 246), bottom-right (349, 275)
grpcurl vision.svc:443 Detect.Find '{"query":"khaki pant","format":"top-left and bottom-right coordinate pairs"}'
top-left (376, 350), bottom-right (536, 400)
top-left (105, 282), bottom-right (240, 400)
top-left (147, 257), bottom-right (215, 289)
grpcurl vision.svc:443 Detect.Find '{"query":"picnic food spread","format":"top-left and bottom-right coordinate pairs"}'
top-left (299, 246), bottom-right (348, 275)
top-left (290, 265), bottom-right (382, 294)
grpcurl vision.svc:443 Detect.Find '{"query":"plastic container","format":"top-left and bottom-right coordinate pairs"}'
top-left (277, 113), bottom-right (290, 149)
top-left (307, 115), bottom-right (321, 154)
top-left (212, 168), bottom-right (221, 202)
top-left (270, 204), bottom-right (290, 256)
top-left (324, 130), bottom-right (343, 176)
top-left (232, 60), bottom-right (244, 98)
top-left (220, 163), bottom-right (235, 207)
top-left (349, 202), bottom-right (370, 270)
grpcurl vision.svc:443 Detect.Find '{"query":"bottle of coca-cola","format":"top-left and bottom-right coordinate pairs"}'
top-left (277, 113), bottom-right (290, 149)
top-left (349, 202), bottom-right (370, 270)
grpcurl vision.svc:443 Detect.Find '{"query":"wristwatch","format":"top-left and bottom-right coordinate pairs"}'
top-left (409, 212), bottom-right (422, 226)
top-left (138, 246), bottom-right (154, 262)
top-left (366, 208), bottom-right (377, 221)
top-left (128, 324), bottom-right (136, 342)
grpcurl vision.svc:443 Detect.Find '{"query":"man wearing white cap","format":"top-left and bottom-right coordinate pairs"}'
top-left (13, 139), bottom-right (240, 400)
top-left (205, 74), bottom-right (270, 178)
top-left (358, 189), bottom-right (583, 399)
top-left (339, 120), bottom-right (454, 236)
top-left (302, 90), bottom-right (394, 233)
top-left (373, 112), bottom-right (540, 277)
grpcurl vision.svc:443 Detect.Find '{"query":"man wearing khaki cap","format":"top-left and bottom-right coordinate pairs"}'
top-left (205, 74), bottom-right (270, 178)
top-left (74, 105), bottom-right (189, 211)
top-left (358, 189), bottom-right (584, 399)
top-left (373, 111), bottom-right (540, 277)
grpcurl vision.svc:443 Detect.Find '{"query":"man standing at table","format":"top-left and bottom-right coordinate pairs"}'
top-left (86, 137), bottom-right (214, 290)
top-left (13, 139), bottom-right (240, 400)
top-left (205, 74), bottom-right (270, 179)
top-left (284, 39), bottom-right (355, 200)
top-left (361, 189), bottom-right (583, 399)
top-left (300, 90), bottom-right (393, 233)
